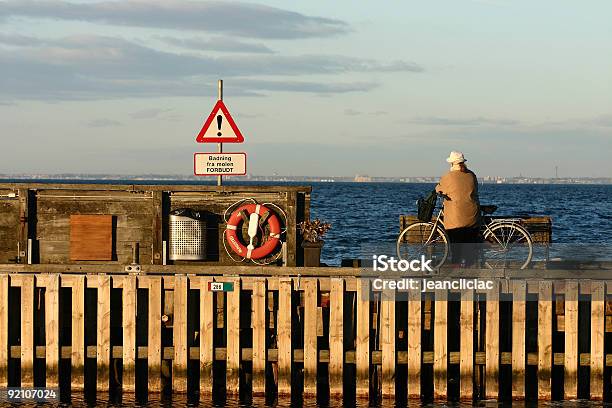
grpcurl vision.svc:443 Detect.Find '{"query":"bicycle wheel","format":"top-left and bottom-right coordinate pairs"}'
top-left (482, 222), bottom-right (533, 269)
top-left (397, 222), bottom-right (449, 270)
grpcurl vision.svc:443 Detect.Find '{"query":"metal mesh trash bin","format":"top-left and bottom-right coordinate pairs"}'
top-left (169, 209), bottom-right (206, 261)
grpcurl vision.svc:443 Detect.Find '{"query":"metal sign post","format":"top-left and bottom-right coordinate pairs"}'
top-left (195, 79), bottom-right (246, 181)
top-left (217, 79), bottom-right (223, 186)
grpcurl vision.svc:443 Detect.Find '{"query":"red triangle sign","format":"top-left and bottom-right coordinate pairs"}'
top-left (196, 100), bottom-right (245, 143)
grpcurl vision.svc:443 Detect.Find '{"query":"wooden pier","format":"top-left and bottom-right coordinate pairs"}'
top-left (1, 267), bottom-right (611, 402)
top-left (0, 182), bottom-right (609, 402)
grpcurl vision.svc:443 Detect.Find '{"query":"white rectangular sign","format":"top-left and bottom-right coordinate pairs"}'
top-left (194, 152), bottom-right (247, 176)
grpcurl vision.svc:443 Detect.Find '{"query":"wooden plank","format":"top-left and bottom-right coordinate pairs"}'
top-left (511, 280), bottom-right (526, 400)
top-left (356, 278), bottom-right (370, 399)
top-left (198, 277), bottom-right (215, 395)
top-left (251, 278), bottom-right (267, 396)
top-left (122, 275), bottom-right (137, 392)
top-left (328, 278), bottom-right (344, 398)
top-left (590, 281), bottom-right (605, 400)
top-left (285, 191), bottom-right (298, 266)
top-left (564, 281), bottom-right (579, 399)
top-left (17, 189), bottom-right (28, 264)
top-left (198, 277), bottom-right (214, 395)
top-left (303, 278), bottom-right (318, 397)
top-left (69, 215), bottom-right (113, 261)
top-left (459, 289), bottom-right (474, 400)
top-left (70, 275), bottom-right (85, 391)
top-left (173, 275), bottom-right (188, 393)
top-left (0, 275), bottom-right (7, 388)
top-left (277, 278), bottom-right (292, 396)
top-left (45, 275), bottom-right (60, 388)
top-left (407, 288), bottom-right (421, 399)
top-left (381, 287), bottom-right (396, 398)
top-left (20, 275), bottom-right (35, 387)
top-left (433, 289), bottom-right (447, 401)
top-left (152, 190), bottom-right (163, 265)
top-left (71, 275), bottom-right (85, 391)
top-left (538, 281), bottom-right (553, 400)
top-left (485, 282), bottom-right (499, 400)
top-left (147, 276), bottom-right (163, 392)
top-left (226, 277), bottom-right (241, 395)
top-left (97, 276), bottom-right (111, 392)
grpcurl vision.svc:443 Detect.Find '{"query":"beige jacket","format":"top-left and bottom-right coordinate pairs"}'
top-left (435, 169), bottom-right (480, 229)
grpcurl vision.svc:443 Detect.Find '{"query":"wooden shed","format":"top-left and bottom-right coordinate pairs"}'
top-left (0, 182), bottom-right (311, 267)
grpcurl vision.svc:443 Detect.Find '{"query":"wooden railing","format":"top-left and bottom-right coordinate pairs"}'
top-left (0, 270), bottom-right (610, 402)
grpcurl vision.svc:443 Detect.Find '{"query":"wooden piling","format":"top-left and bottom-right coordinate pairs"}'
top-left (251, 278), bottom-right (267, 396)
top-left (564, 281), bottom-right (579, 399)
top-left (226, 277), bottom-right (241, 395)
top-left (122, 276), bottom-right (137, 392)
top-left (590, 281), bottom-right (605, 400)
top-left (197, 277), bottom-right (214, 395)
top-left (20, 275), bottom-right (35, 387)
top-left (381, 287), bottom-right (396, 399)
top-left (71, 275), bottom-right (85, 391)
top-left (147, 276), bottom-right (163, 392)
top-left (173, 275), bottom-right (188, 393)
top-left (407, 287), bottom-right (421, 400)
top-left (356, 278), bottom-right (370, 399)
top-left (328, 278), bottom-right (344, 398)
top-left (511, 280), bottom-right (526, 400)
top-left (303, 278), bottom-right (318, 397)
top-left (96, 276), bottom-right (111, 392)
top-left (459, 289), bottom-right (474, 400)
top-left (433, 288), bottom-right (448, 401)
top-left (485, 282), bottom-right (499, 400)
top-left (44, 275), bottom-right (60, 388)
top-left (537, 281), bottom-right (553, 400)
top-left (277, 278), bottom-right (292, 396)
top-left (0, 275), bottom-right (7, 388)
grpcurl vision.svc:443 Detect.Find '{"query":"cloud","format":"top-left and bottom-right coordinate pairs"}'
top-left (344, 109), bottom-right (388, 116)
top-left (235, 112), bottom-right (265, 119)
top-left (87, 118), bottom-right (122, 127)
top-left (130, 108), bottom-right (173, 119)
top-left (157, 36), bottom-right (274, 54)
top-left (233, 79), bottom-right (378, 94)
top-left (0, 32), bottom-right (43, 46)
top-left (344, 108), bottom-right (361, 116)
top-left (0, 34), bottom-right (416, 100)
top-left (582, 115), bottom-right (612, 127)
top-left (0, 0), bottom-right (350, 39)
top-left (408, 116), bottom-right (520, 126)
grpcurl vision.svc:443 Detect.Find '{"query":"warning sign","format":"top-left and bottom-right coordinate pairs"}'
top-left (196, 100), bottom-right (244, 143)
top-left (194, 153), bottom-right (247, 176)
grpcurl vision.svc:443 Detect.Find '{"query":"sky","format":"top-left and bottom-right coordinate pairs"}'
top-left (0, 0), bottom-right (611, 178)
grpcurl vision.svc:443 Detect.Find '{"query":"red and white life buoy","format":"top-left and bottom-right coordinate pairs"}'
top-left (225, 204), bottom-right (281, 260)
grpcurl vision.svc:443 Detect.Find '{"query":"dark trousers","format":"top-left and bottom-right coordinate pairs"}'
top-left (447, 227), bottom-right (480, 266)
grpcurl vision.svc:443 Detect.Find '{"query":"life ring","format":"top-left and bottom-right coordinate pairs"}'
top-left (225, 203), bottom-right (281, 260)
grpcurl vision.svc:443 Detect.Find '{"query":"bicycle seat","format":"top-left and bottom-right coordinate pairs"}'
top-left (480, 205), bottom-right (498, 215)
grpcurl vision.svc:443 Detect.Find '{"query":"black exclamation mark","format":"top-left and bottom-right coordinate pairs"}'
top-left (216, 115), bottom-right (223, 137)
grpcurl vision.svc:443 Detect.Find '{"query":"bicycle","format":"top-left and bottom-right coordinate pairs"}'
top-left (397, 192), bottom-right (533, 269)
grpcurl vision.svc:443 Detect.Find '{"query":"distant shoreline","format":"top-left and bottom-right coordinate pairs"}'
top-left (1, 175), bottom-right (611, 185)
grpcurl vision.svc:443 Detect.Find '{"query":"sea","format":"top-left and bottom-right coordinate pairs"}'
top-left (4, 180), bottom-right (611, 407)
top-left (308, 182), bottom-right (612, 265)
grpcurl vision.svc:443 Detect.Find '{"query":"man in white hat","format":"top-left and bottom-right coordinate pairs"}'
top-left (435, 151), bottom-right (480, 266)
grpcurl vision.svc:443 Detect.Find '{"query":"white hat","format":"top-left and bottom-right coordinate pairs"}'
top-left (446, 151), bottom-right (466, 163)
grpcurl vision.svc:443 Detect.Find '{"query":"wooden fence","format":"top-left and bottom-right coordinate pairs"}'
top-left (0, 272), bottom-right (610, 402)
